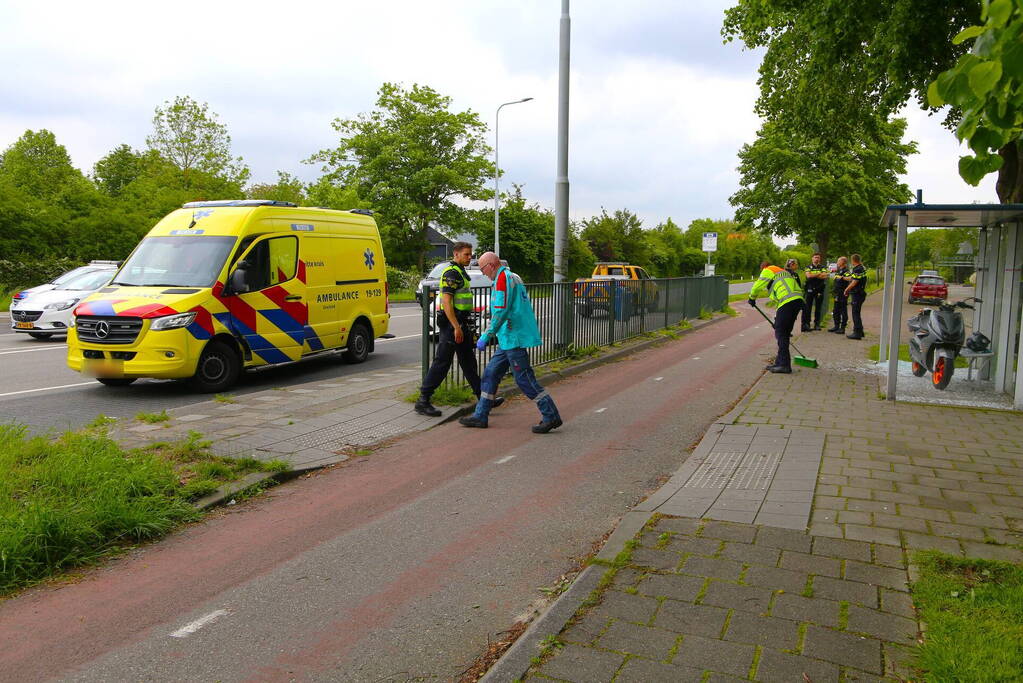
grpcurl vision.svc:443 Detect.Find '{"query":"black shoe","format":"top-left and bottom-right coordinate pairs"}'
top-left (830, 327), bottom-right (846, 334)
top-left (801, 326), bottom-right (811, 332)
top-left (414, 400), bottom-right (442, 417)
top-left (492, 396), bottom-right (505, 408)
top-left (846, 332), bottom-right (864, 340)
top-left (767, 365), bottom-right (792, 374)
top-left (532, 417), bottom-right (563, 434)
top-left (814, 326), bottom-right (823, 331)
top-left (459, 416), bottom-right (488, 428)
top-left (827, 326), bottom-right (840, 332)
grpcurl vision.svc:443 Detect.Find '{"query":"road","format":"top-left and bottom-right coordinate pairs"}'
top-left (0, 304), bottom-right (424, 432)
top-left (0, 308), bottom-right (776, 682)
top-left (728, 280), bottom-right (754, 295)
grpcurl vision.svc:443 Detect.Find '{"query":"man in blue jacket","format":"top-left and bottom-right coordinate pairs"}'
top-left (459, 252), bottom-right (563, 433)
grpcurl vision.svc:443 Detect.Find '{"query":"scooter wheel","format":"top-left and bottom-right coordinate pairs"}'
top-left (911, 361), bottom-right (927, 377)
top-left (932, 356), bottom-right (953, 390)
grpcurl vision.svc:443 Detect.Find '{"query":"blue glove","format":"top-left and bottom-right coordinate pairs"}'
top-left (476, 337), bottom-right (487, 351)
top-left (748, 298), bottom-right (756, 307)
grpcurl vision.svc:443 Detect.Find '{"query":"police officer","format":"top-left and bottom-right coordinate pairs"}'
top-left (844, 253), bottom-right (867, 340)
top-left (415, 242), bottom-right (485, 416)
top-left (829, 256), bottom-right (851, 333)
top-left (749, 260), bottom-right (805, 373)
top-left (803, 253), bottom-right (828, 331)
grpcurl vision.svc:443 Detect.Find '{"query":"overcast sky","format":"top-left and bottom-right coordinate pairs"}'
top-left (0, 0), bottom-right (997, 233)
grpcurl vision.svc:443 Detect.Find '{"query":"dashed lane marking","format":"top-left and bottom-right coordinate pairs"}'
top-left (169, 609), bottom-right (230, 638)
top-left (0, 345), bottom-right (69, 356)
top-left (0, 381), bottom-right (97, 398)
top-left (654, 377), bottom-right (664, 381)
top-left (376, 333), bottom-right (421, 342)
top-left (594, 407), bottom-right (607, 413)
top-left (495, 455), bottom-right (516, 464)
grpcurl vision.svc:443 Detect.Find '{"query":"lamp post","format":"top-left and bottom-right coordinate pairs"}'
top-left (494, 97), bottom-right (533, 258)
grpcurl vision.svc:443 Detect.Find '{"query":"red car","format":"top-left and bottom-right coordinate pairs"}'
top-left (908, 275), bottom-right (948, 304)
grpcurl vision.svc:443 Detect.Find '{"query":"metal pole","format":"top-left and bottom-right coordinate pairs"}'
top-left (494, 98), bottom-right (532, 259)
top-left (886, 213), bottom-right (908, 401)
top-left (878, 227), bottom-right (894, 364)
top-left (553, 0), bottom-right (570, 283)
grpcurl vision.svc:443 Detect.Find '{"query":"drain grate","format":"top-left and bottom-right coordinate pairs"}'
top-left (727, 452), bottom-right (781, 490)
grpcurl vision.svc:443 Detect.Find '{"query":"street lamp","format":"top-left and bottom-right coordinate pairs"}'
top-left (494, 97), bottom-right (533, 258)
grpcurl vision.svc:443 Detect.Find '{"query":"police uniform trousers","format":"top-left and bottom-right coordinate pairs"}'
top-left (832, 293), bottom-right (848, 330)
top-left (420, 315), bottom-right (481, 398)
top-left (774, 299), bottom-right (803, 369)
top-left (850, 291), bottom-right (865, 335)
top-left (803, 286), bottom-right (824, 328)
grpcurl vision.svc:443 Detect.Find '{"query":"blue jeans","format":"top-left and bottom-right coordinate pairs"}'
top-left (473, 347), bottom-right (560, 423)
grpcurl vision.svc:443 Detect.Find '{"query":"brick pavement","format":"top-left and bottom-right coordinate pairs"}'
top-left (506, 290), bottom-right (1023, 682)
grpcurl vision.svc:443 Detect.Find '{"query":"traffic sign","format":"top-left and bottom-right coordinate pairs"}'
top-left (702, 232), bottom-right (718, 252)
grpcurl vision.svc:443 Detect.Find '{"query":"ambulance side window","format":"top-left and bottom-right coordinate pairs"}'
top-left (240, 236), bottom-right (298, 291)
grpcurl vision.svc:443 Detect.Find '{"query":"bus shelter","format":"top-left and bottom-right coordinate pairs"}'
top-left (878, 202), bottom-right (1023, 409)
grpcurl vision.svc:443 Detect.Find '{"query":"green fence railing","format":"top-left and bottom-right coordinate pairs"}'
top-left (420, 276), bottom-right (729, 386)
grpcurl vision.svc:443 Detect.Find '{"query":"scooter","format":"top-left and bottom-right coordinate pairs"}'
top-left (906, 296), bottom-right (980, 390)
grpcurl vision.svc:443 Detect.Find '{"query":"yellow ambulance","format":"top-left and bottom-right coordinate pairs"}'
top-left (67, 200), bottom-right (390, 392)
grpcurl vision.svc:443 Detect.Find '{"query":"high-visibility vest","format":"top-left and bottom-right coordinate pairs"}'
top-left (751, 265), bottom-right (804, 306)
top-left (438, 263), bottom-right (473, 314)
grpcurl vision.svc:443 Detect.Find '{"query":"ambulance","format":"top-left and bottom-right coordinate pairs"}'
top-left (67, 200), bottom-right (390, 392)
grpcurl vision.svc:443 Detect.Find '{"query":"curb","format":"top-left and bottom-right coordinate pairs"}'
top-left (440, 313), bottom-right (734, 425)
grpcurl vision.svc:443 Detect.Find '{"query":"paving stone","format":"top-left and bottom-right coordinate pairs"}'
top-left (672, 634), bottom-right (755, 677)
top-left (668, 536), bottom-right (724, 556)
top-left (929, 521), bottom-right (987, 541)
top-left (959, 541), bottom-right (1023, 563)
top-left (780, 550), bottom-right (841, 577)
top-left (843, 524), bottom-right (901, 547)
top-left (653, 601), bottom-right (729, 637)
top-left (700, 521), bottom-right (758, 543)
top-left (596, 621), bottom-right (679, 660)
top-left (769, 593), bottom-right (841, 628)
top-left (537, 643), bottom-right (625, 682)
top-left (802, 626), bottom-right (882, 674)
top-left (843, 561), bottom-right (909, 591)
top-left (846, 605), bottom-right (918, 644)
top-left (808, 521), bottom-right (844, 538)
top-left (812, 537), bottom-right (872, 562)
top-left (872, 512), bottom-right (929, 534)
top-left (950, 511), bottom-right (1010, 529)
top-left (754, 649), bottom-right (841, 682)
top-left (743, 565), bottom-right (809, 593)
top-left (898, 505), bottom-right (952, 522)
top-left (614, 658), bottom-right (705, 683)
top-left (722, 612), bottom-right (800, 649)
top-left (836, 510), bottom-right (872, 525)
top-left (636, 573), bottom-right (705, 602)
top-left (719, 541), bottom-right (781, 566)
top-left (592, 591), bottom-right (661, 625)
top-left (919, 495), bottom-right (973, 512)
top-left (701, 580), bottom-right (774, 613)
top-left (611, 568), bottom-right (647, 590)
top-left (656, 517), bottom-right (704, 535)
top-left (629, 547), bottom-right (684, 572)
top-left (902, 532), bottom-right (962, 555)
top-left (680, 556), bottom-right (744, 581)
top-left (755, 526), bottom-right (812, 553)
top-left (811, 576), bottom-right (878, 607)
top-left (561, 612), bottom-right (611, 644)
top-left (879, 589), bottom-right (916, 619)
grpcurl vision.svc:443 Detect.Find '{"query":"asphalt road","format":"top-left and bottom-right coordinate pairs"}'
top-left (728, 280), bottom-right (754, 295)
top-left (0, 308), bottom-right (776, 682)
top-left (0, 303), bottom-right (425, 432)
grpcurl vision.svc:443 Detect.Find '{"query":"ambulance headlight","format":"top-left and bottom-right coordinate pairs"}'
top-left (44, 298), bottom-right (80, 311)
top-left (150, 312), bottom-right (197, 331)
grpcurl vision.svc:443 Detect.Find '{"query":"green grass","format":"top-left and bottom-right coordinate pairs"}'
top-left (405, 382), bottom-right (476, 406)
top-left (867, 343), bottom-right (968, 368)
top-left (213, 393), bottom-right (236, 404)
top-left (698, 307), bottom-right (714, 320)
top-left (135, 410), bottom-right (169, 424)
top-left (389, 288), bottom-right (417, 303)
top-left (0, 287), bottom-right (21, 312)
top-left (909, 551), bottom-right (1023, 680)
top-left (0, 424), bottom-right (289, 594)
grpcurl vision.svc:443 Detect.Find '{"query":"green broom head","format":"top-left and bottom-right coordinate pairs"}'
top-left (793, 355), bottom-right (819, 368)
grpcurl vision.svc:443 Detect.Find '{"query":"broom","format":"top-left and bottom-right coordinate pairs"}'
top-left (750, 302), bottom-right (819, 368)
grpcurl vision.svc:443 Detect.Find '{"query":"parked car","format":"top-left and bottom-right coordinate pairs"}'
top-left (10, 265), bottom-right (117, 339)
top-left (573, 262), bottom-right (659, 317)
top-left (11, 260), bottom-right (120, 303)
top-left (908, 275), bottom-right (948, 304)
top-left (417, 260), bottom-right (500, 338)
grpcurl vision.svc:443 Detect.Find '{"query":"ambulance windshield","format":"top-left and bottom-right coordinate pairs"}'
top-left (112, 236), bottom-right (237, 287)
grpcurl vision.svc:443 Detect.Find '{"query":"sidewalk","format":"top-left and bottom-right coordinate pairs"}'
top-left (487, 291), bottom-right (1023, 682)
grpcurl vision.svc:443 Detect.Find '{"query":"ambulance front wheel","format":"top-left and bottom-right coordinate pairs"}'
top-left (342, 323), bottom-right (370, 364)
top-left (190, 340), bottom-right (241, 393)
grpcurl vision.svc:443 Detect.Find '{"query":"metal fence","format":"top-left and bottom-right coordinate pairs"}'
top-left (420, 276), bottom-right (728, 386)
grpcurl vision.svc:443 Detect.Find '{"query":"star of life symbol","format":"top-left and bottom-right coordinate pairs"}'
top-left (364, 248), bottom-right (375, 269)
top-left (192, 209), bottom-right (214, 221)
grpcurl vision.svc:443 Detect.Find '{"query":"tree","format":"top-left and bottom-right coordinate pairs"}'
top-left (247, 171), bottom-right (306, 205)
top-left (730, 118), bottom-right (916, 258)
top-left (0, 129), bottom-right (89, 203)
top-left (146, 95), bottom-right (249, 187)
top-left (927, 2), bottom-right (1023, 197)
top-left (580, 209), bottom-right (651, 266)
top-left (721, 1), bottom-right (1023, 203)
top-left (309, 82), bottom-right (494, 270)
top-left (93, 144), bottom-right (147, 197)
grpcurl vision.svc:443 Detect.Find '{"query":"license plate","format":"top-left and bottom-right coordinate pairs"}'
top-left (83, 359), bottom-right (124, 378)
top-left (14, 321), bottom-right (34, 329)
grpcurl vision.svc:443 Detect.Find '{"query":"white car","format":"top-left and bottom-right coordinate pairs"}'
top-left (10, 267), bottom-right (117, 339)
top-left (418, 261), bottom-right (499, 339)
top-left (11, 261), bottom-right (120, 304)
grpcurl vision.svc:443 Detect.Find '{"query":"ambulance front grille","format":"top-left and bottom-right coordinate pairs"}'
top-left (76, 316), bottom-right (143, 344)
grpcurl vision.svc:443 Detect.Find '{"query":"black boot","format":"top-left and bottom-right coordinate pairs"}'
top-left (414, 397), bottom-right (442, 417)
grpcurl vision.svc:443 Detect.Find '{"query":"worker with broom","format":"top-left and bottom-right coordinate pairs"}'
top-left (749, 260), bottom-right (807, 374)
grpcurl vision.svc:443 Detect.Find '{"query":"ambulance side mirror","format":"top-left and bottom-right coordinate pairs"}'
top-left (228, 265), bottom-right (251, 295)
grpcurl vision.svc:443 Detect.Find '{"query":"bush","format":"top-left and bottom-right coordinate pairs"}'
top-left (387, 265), bottom-right (420, 292)
top-left (0, 257), bottom-right (83, 291)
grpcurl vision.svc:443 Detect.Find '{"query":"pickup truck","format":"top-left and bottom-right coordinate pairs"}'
top-left (573, 263), bottom-right (659, 317)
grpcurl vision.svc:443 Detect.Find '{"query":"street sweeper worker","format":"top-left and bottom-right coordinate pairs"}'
top-left (749, 260), bottom-right (805, 374)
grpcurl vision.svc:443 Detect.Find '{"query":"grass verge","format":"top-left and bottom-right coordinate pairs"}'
top-left (0, 287), bottom-right (20, 312)
top-left (0, 423), bottom-right (288, 595)
top-left (909, 551), bottom-right (1023, 680)
top-left (867, 343), bottom-right (968, 368)
top-left (405, 383), bottom-right (476, 406)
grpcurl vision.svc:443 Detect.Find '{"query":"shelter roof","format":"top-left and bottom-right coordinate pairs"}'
top-left (880, 203), bottom-right (1023, 228)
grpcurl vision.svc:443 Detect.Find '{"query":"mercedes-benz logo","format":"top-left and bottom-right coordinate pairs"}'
top-left (95, 320), bottom-right (111, 339)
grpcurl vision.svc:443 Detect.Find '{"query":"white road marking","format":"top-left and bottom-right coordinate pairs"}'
top-left (495, 455), bottom-right (516, 464)
top-left (654, 377), bottom-right (664, 381)
top-left (388, 313), bottom-right (423, 318)
top-left (377, 333), bottom-right (421, 342)
top-left (594, 407), bottom-right (607, 413)
top-left (0, 345), bottom-right (68, 356)
top-left (719, 344), bottom-right (726, 348)
top-left (169, 609), bottom-right (229, 638)
top-left (692, 356), bottom-right (700, 360)
top-left (0, 381), bottom-right (97, 398)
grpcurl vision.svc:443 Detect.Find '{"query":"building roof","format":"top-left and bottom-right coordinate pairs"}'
top-left (880, 203), bottom-right (1023, 228)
